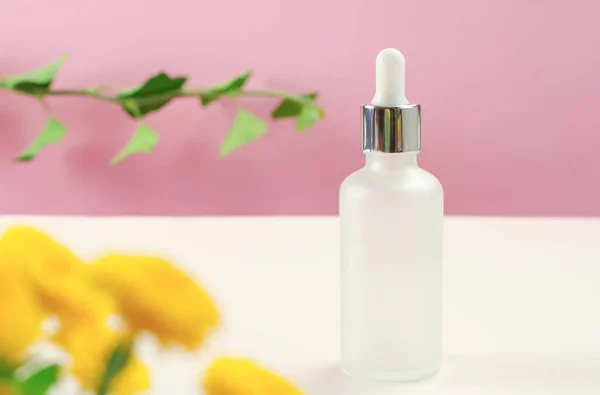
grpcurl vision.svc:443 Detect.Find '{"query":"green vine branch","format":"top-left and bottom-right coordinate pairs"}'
top-left (44, 88), bottom-right (298, 102)
top-left (0, 56), bottom-right (324, 163)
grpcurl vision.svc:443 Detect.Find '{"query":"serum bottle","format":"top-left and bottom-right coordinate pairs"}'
top-left (340, 48), bottom-right (443, 381)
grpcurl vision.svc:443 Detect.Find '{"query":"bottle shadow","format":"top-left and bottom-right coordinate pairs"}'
top-left (299, 363), bottom-right (430, 395)
top-left (297, 355), bottom-right (600, 395)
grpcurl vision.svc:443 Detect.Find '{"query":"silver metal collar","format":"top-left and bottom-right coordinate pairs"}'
top-left (362, 104), bottom-right (421, 153)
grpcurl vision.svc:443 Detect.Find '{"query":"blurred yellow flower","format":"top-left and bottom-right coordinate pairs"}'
top-left (0, 225), bottom-right (82, 278)
top-left (110, 357), bottom-right (150, 395)
top-left (0, 226), bottom-right (115, 327)
top-left (203, 358), bottom-right (303, 395)
top-left (0, 265), bottom-right (44, 363)
top-left (89, 254), bottom-right (219, 349)
top-left (57, 324), bottom-right (149, 395)
top-left (0, 383), bottom-right (16, 395)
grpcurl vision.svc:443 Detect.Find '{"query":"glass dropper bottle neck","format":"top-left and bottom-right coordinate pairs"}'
top-left (365, 152), bottom-right (419, 173)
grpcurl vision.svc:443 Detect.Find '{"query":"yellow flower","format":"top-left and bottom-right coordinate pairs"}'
top-left (89, 254), bottom-right (219, 349)
top-left (0, 225), bottom-right (82, 278)
top-left (0, 265), bottom-right (44, 363)
top-left (0, 226), bottom-right (115, 326)
top-left (203, 358), bottom-right (303, 395)
top-left (51, 281), bottom-right (115, 332)
top-left (57, 324), bottom-right (149, 395)
top-left (0, 383), bottom-right (16, 395)
top-left (110, 357), bottom-right (149, 395)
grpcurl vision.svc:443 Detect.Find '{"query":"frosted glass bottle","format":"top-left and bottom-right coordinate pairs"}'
top-left (339, 48), bottom-right (443, 381)
top-left (340, 151), bottom-right (443, 381)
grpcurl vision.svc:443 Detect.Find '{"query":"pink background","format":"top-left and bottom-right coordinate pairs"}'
top-left (1, 0), bottom-right (598, 216)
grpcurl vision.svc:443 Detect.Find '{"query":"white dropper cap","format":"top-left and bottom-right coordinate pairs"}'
top-left (371, 48), bottom-right (409, 106)
top-left (363, 48), bottom-right (420, 153)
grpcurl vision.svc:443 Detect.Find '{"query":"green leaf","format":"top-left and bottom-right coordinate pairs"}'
top-left (118, 72), bottom-right (187, 117)
top-left (200, 71), bottom-right (251, 106)
top-left (0, 56), bottom-right (65, 95)
top-left (296, 105), bottom-right (322, 132)
top-left (19, 117), bottom-right (67, 160)
top-left (271, 92), bottom-right (318, 118)
top-left (271, 92), bottom-right (323, 132)
top-left (111, 122), bottom-right (159, 164)
top-left (97, 342), bottom-right (133, 395)
top-left (19, 364), bottom-right (60, 395)
top-left (220, 109), bottom-right (267, 156)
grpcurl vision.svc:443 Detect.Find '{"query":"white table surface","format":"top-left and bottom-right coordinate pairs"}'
top-left (2, 216), bottom-right (599, 395)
